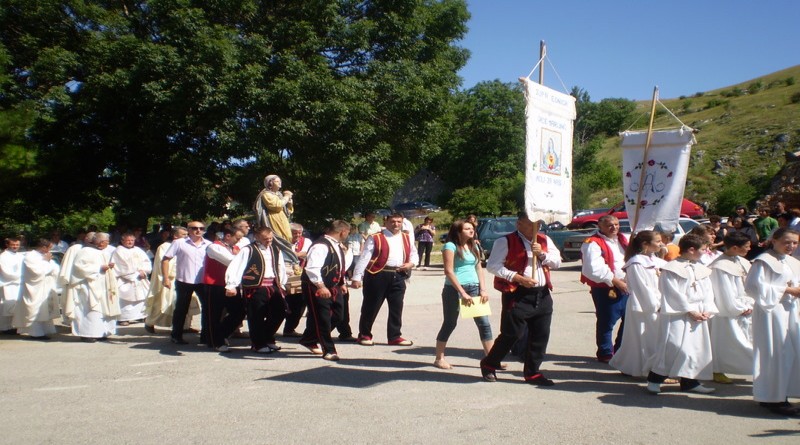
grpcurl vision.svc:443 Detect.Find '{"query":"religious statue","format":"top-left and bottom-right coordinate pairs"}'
top-left (254, 174), bottom-right (299, 263)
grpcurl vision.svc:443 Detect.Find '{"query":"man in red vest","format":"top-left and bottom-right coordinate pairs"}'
top-left (203, 228), bottom-right (243, 352)
top-left (480, 212), bottom-right (562, 385)
top-left (580, 215), bottom-right (629, 363)
top-left (351, 213), bottom-right (418, 346)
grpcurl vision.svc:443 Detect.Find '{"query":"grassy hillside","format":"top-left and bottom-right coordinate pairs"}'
top-left (590, 65), bottom-right (800, 213)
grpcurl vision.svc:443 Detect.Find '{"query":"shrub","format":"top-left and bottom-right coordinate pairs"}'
top-left (681, 99), bottom-right (693, 112)
top-left (747, 81), bottom-right (763, 93)
top-left (787, 77), bottom-right (796, 86)
top-left (791, 92), bottom-right (800, 104)
top-left (705, 98), bottom-right (729, 109)
top-left (693, 92), bottom-right (704, 98)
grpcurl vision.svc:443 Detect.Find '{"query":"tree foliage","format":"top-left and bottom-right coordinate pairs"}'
top-left (0, 0), bottom-right (469, 228)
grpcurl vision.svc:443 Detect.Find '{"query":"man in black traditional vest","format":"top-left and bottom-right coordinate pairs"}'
top-left (299, 220), bottom-right (352, 361)
top-left (225, 226), bottom-right (287, 353)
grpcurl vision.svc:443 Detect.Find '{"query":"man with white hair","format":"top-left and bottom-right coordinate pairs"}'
top-left (111, 232), bottom-right (152, 325)
top-left (58, 232), bottom-right (93, 325)
top-left (282, 222), bottom-right (312, 337)
top-left (0, 237), bottom-right (24, 335)
top-left (68, 232), bottom-right (120, 342)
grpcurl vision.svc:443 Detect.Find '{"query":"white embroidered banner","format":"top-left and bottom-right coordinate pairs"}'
top-left (522, 78), bottom-right (576, 225)
top-left (620, 127), bottom-right (695, 233)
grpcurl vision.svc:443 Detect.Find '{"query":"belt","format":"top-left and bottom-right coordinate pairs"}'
top-left (260, 278), bottom-right (275, 287)
top-left (381, 266), bottom-right (401, 272)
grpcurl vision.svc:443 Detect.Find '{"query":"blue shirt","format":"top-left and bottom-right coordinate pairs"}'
top-left (443, 242), bottom-right (479, 286)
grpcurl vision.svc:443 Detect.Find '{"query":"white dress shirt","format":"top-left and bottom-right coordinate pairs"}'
top-left (352, 230), bottom-right (419, 281)
top-left (304, 235), bottom-right (353, 285)
top-left (580, 233), bottom-right (628, 286)
top-left (163, 237), bottom-right (212, 284)
top-left (225, 243), bottom-right (287, 291)
top-left (487, 232), bottom-right (561, 285)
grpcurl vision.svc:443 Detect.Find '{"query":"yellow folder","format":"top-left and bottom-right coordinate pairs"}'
top-left (460, 299), bottom-right (491, 318)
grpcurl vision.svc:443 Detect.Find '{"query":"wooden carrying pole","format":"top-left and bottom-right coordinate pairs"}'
top-left (531, 40), bottom-right (546, 272)
top-left (631, 86), bottom-right (660, 232)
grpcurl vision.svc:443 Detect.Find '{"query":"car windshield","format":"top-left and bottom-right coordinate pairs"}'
top-left (487, 219), bottom-right (516, 235)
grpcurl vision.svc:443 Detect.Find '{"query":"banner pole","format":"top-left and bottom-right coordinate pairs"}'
top-left (631, 86), bottom-right (659, 232)
top-left (530, 40), bottom-right (547, 271)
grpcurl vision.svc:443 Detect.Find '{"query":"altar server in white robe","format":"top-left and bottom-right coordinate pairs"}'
top-left (646, 234), bottom-right (718, 394)
top-left (0, 237), bottom-right (24, 334)
top-left (69, 232), bottom-right (120, 341)
top-left (111, 233), bottom-right (152, 324)
top-left (709, 231), bottom-right (754, 384)
top-left (610, 230), bottom-right (664, 377)
top-left (13, 239), bottom-right (60, 339)
top-left (144, 227), bottom-right (199, 333)
top-left (745, 228), bottom-right (800, 416)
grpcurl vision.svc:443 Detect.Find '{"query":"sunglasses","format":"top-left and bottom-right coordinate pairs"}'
top-left (189, 226), bottom-right (205, 231)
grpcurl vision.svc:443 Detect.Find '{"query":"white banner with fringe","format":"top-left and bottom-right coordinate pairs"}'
top-left (522, 78), bottom-right (576, 225)
top-left (620, 127), bottom-right (695, 233)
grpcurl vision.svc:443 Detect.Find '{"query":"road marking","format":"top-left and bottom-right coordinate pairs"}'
top-left (34, 385), bottom-right (90, 392)
top-left (115, 376), bottom-right (160, 383)
top-left (130, 360), bottom-right (177, 367)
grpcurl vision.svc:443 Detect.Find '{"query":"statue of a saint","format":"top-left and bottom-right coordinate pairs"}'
top-left (254, 174), bottom-right (299, 263)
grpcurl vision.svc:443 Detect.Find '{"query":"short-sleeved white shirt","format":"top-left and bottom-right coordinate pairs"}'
top-left (163, 237), bottom-right (212, 284)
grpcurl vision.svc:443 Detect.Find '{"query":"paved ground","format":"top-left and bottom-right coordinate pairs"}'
top-left (1, 263), bottom-right (799, 444)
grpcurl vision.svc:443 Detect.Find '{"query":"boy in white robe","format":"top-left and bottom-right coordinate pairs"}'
top-left (111, 233), bottom-right (152, 324)
top-left (13, 239), bottom-right (60, 339)
top-left (69, 233), bottom-right (120, 342)
top-left (709, 231), bottom-right (754, 384)
top-left (0, 237), bottom-right (24, 334)
top-left (646, 234), bottom-right (718, 394)
top-left (745, 228), bottom-right (800, 416)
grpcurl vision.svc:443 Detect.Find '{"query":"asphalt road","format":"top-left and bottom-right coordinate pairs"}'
top-left (1, 263), bottom-right (798, 444)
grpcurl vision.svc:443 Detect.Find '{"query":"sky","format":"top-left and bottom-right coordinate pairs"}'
top-left (458, 0), bottom-right (800, 101)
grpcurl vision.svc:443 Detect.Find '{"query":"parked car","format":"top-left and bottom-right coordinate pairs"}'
top-left (567, 198), bottom-right (705, 229)
top-left (475, 217), bottom-right (518, 260)
top-left (393, 201), bottom-right (441, 217)
top-left (573, 207), bottom-right (611, 218)
top-left (560, 218), bottom-right (700, 262)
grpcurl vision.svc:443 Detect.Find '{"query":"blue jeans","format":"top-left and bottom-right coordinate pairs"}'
top-left (590, 286), bottom-right (628, 358)
top-left (436, 284), bottom-right (493, 342)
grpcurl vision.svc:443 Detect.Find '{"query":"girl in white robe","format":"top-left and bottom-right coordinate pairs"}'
top-left (610, 230), bottom-right (664, 377)
top-left (744, 228), bottom-right (800, 416)
top-left (709, 231), bottom-right (754, 383)
top-left (646, 234), bottom-right (718, 394)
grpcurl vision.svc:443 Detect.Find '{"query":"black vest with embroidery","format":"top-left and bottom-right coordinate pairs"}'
top-left (301, 237), bottom-right (345, 289)
top-left (241, 243), bottom-right (282, 289)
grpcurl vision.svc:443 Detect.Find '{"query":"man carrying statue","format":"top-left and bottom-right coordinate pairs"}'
top-left (254, 174), bottom-right (299, 264)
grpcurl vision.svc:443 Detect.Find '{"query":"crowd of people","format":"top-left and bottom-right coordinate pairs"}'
top-left (576, 200), bottom-right (800, 417)
top-left (1, 192), bottom-right (799, 417)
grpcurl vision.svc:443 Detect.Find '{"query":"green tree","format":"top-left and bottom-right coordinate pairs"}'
top-left (0, 0), bottom-right (469, 228)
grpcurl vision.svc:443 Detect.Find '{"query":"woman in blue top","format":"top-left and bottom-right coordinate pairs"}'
top-left (433, 219), bottom-right (493, 369)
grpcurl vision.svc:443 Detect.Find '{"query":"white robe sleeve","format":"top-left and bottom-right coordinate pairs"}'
top-left (626, 263), bottom-right (660, 313)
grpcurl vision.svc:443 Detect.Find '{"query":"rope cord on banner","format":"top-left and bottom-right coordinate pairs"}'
top-left (624, 100), bottom-right (692, 133)
top-left (546, 56), bottom-right (571, 95)
top-left (657, 99), bottom-right (691, 129)
top-left (525, 57), bottom-right (544, 80)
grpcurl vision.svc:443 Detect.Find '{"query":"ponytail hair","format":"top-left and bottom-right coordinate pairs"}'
top-left (624, 230), bottom-right (659, 262)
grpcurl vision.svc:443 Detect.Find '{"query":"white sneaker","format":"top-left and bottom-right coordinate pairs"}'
top-left (686, 384), bottom-right (715, 394)
top-left (646, 382), bottom-right (662, 394)
top-left (215, 345), bottom-right (230, 353)
top-left (256, 346), bottom-right (274, 354)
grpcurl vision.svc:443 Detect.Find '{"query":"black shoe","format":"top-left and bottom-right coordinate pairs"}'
top-left (1, 329), bottom-right (18, 335)
top-left (338, 335), bottom-right (357, 342)
top-left (480, 362), bottom-right (497, 382)
top-left (760, 402), bottom-right (800, 416)
top-left (144, 325), bottom-right (156, 334)
top-left (29, 335), bottom-right (51, 341)
top-left (525, 374), bottom-right (555, 387)
top-left (81, 337), bottom-right (98, 343)
top-left (282, 330), bottom-right (303, 338)
top-left (170, 337), bottom-right (188, 345)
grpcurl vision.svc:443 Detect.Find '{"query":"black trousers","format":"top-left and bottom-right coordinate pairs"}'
top-left (246, 285), bottom-right (286, 349)
top-left (172, 281), bottom-right (207, 341)
top-left (417, 241), bottom-right (433, 266)
top-left (206, 285), bottom-right (246, 348)
top-left (482, 287), bottom-right (553, 378)
top-left (282, 292), bottom-right (306, 334)
top-left (334, 292), bottom-right (352, 337)
top-left (358, 270), bottom-right (407, 341)
top-left (301, 284), bottom-right (344, 355)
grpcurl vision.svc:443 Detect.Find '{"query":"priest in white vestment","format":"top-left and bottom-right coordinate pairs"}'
top-left (0, 237), bottom-right (25, 334)
top-left (144, 227), bottom-right (199, 333)
top-left (745, 228), bottom-right (800, 416)
top-left (58, 235), bottom-right (90, 325)
top-left (111, 233), bottom-right (152, 324)
top-left (69, 233), bottom-right (120, 341)
top-left (646, 234), bottom-right (718, 394)
top-left (13, 239), bottom-right (60, 339)
top-left (610, 231), bottom-right (665, 377)
top-left (709, 232), bottom-right (754, 383)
